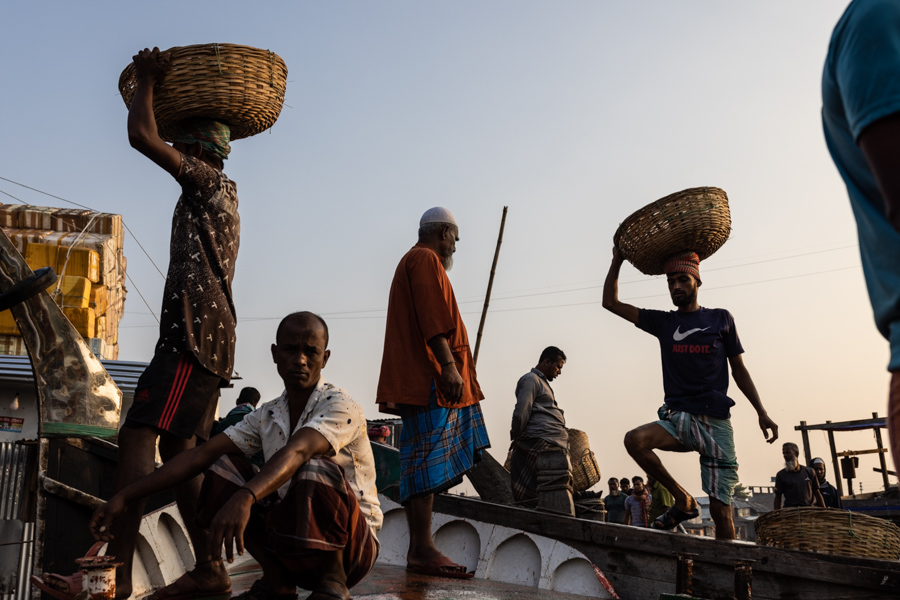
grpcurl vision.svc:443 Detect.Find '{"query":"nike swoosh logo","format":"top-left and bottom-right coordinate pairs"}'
top-left (673, 326), bottom-right (709, 341)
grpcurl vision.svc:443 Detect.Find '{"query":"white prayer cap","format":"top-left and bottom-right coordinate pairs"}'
top-left (419, 207), bottom-right (458, 227)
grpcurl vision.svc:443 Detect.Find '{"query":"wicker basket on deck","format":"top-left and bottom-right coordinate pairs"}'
top-left (567, 428), bottom-right (600, 492)
top-left (755, 507), bottom-right (900, 560)
top-left (119, 43), bottom-right (287, 141)
top-left (574, 498), bottom-right (607, 522)
top-left (614, 187), bottom-right (731, 275)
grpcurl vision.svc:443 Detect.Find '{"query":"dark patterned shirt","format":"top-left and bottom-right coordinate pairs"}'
top-left (155, 154), bottom-right (240, 381)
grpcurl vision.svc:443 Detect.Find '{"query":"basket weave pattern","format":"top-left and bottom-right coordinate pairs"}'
top-left (574, 498), bottom-right (607, 522)
top-left (119, 43), bottom-right (287, 141)
top-left (614, 187), bottom-right (731, 275)
top-left (567, 428), bottom-right (601, 491)
top-left (755, 507), bottom-right (900, 560)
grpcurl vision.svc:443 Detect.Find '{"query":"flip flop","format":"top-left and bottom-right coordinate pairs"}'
top-left (307, 581), bottom-right (350, 600)
top-left (30, 541), bottom-right (105, 600)
top-left (146, 572), bottom-right (232, 600)
top-left (406, 558), bottom-right (474, 579)
top-left (652, 505), bottom-right (700, 530)
top-left (233, 578), bottom-right (297, 600)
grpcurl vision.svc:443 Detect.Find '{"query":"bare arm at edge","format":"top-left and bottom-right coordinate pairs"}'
top-left (602, 247), bottom-right (640, 324)
top-left (859, 112), bottom-right (900, 233)
top-left (729, 354), bottom-right (778, 444)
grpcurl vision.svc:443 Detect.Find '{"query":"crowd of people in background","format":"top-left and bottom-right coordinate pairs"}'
top-left (601, 475), bottom-right (676, 527)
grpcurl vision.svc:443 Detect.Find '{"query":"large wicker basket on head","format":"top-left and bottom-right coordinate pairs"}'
top-left (567, 428), bottom-right (601, 492)
top-left (614, 187), bottom-right (731, 275)
top-left (119, 43), bottom-right (288, 141)
top-left (755, 507), bottom-right (900, 560)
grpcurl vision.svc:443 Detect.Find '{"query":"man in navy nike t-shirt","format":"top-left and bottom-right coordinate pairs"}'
top-left (602, 248), bottom-right (779, 539)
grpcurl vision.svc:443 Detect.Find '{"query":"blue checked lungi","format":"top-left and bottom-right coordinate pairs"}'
top-left (398, 387), bottom-right (490, 503)
top-left (655, 405), bottom-right (739, 505)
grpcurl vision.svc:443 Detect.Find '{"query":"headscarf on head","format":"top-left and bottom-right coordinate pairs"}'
top-left (664, 251), bottom-right (701, 284)
top-left (173, 118), bottom-right (232, 160)
top-left (368, 425), bottom-right (391, 438)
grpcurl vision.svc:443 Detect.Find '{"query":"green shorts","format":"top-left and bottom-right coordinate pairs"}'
top-left (655, 405), bottom-right (739, 505)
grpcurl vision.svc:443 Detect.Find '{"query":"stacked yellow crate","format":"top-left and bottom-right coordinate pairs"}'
top-left (0, 204), bottom-right (127, 360)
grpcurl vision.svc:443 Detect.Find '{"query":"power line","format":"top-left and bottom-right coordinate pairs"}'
top-left (0, 188), bottom-right (25, 203)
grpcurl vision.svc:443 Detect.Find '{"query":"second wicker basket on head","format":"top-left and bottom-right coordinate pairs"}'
top-left (118, 43), bottom-right (288, 141)
top-left (614, 187), bottom-right (731, 276)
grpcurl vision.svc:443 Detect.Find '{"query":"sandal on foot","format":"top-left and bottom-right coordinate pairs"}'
top-left (406, 557), bottom-right (474, 579)
top-left (307, 581), bottom-right (350, 600)
top-left (652, 505), bottom-right (700, 530)
top-left (233, 578), bottom-right (297, 600)
top-left (30, 541), bottom-right (105, 600)
top-left (146, 572), bottom-right (231, 600)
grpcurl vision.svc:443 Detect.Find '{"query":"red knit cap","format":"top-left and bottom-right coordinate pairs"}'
top-left (368, 425), bottom-right (391, 438)
top-left (664, 251), bottom-right (701, 283)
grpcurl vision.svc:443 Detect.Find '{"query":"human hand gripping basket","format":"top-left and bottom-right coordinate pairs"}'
top-left (614, 187), bottom-right (731, 275)
top-left (755, 507), bottom-right (900, 560)
top-left (119, 43), bottom-right (288, 141)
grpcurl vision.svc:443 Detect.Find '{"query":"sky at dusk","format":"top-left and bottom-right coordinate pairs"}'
top-left (1, 1), bottom-right (891, 497)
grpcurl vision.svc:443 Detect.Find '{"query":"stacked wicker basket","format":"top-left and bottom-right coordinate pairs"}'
top-left (614, 187), bottom-right (731, 275)
top-left (118, 43), bottom-right (288, 141)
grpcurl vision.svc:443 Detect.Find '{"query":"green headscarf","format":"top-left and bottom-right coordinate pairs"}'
top-left (173, 118), bottom-right (232, 160)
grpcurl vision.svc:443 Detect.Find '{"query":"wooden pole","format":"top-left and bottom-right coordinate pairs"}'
top-left (873, 412), bottom-right (891, 491)
top-left (473, 206), bottom-right (508, 366)
top-left (799, 421), bottom-right (812, 466)
top-left (827, 423), bottom-right (843, 498)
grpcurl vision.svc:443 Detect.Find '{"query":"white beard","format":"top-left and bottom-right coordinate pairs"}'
top-left (785, 458), bottom-right (799, 471)
top-left (442, 255), bottom-right (454, 271)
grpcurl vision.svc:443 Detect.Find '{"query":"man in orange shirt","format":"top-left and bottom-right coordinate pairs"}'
top-left (377, 207), bottom-right (490, 579)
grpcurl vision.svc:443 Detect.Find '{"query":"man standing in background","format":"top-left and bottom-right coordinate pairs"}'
top-left (603, 477), bottom-right (627, 524)
top-left (647, 473), bottom-right (675, 524)
top-left (811, 457), bottom-right (843, 509)
top-left (508, 346), bottom-right (568, 502)
top-left (774, 443), bottom-right (825, 509)
top-left (212, 387), bottom-right (261, 436)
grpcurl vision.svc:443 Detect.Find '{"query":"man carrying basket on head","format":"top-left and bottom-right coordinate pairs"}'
top-left (35, 47), bottom-right (241, 600)
top-left (602, 248), bottom-right (778, 540)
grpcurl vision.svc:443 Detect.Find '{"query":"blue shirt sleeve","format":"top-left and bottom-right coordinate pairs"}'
top-left (834, 0), bottom-right (900, 140)
top-left (637, 309), bottom-right (667, 337)
top-left (722, 311), bottom-right (744, 357)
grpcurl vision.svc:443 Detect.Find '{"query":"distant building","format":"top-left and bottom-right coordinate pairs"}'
top-left (681, 493), bottom-right (774, 541)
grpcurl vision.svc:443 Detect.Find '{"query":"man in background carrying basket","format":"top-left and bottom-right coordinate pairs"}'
top-left (603, 247), bottom-right (778, 539)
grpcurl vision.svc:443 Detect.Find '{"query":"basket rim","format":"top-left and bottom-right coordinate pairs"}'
top-left (118, 42), bottom-right (288, 141)
top-left (613, 186), bottom-right (731, 275)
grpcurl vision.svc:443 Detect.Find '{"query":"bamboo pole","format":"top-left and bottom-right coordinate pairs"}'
top-left (473, 206), bottom-right (508, 365)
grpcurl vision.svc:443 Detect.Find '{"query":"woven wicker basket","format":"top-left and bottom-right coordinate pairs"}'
top-left (574, 498), bottom-right (606, 522)
top-left (119, 43), bottom-right (288, 141)
top-left (755, 507), bottom-right (900, 560)
top-left (614, 187), bottom-right (731, 275)
top-left (567, 428), bottom-right (601, 492)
